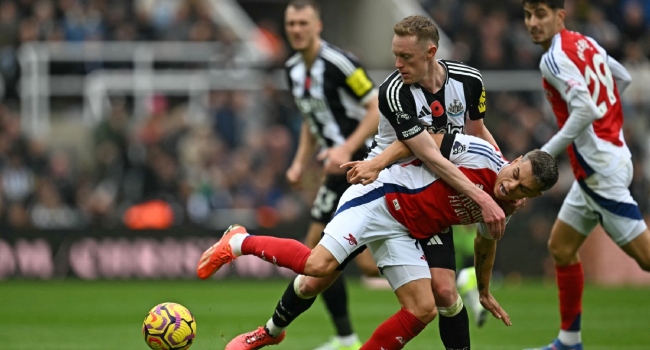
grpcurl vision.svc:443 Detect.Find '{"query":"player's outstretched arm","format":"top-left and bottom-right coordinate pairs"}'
top-left (342, 138), bottom-right (412, 185)
top-left (474, 232), bottom-right (511, 326)
top-left (404, 131), bottom-right (506, 237)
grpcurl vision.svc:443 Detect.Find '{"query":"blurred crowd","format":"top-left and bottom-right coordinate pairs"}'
top-left (0, 0), bottom-right (650, 247)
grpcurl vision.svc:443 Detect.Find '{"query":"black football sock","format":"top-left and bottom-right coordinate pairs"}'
top-left (321, 275), bottom-right (354, 336)
top-left (439, 306), bottom-right (470, 350)
top-left (269, 277), bottom-right (317, 333)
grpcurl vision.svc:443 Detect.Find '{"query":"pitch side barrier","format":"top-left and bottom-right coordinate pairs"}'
top-left (0, 228), bottom-right (298, 280)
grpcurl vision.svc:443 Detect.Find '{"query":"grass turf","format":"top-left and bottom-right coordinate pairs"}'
top-left (1, 279), bottom-right (649, 349)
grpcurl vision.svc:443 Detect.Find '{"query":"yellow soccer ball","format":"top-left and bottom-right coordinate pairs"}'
top-left (142, 302), bottom-right (196, 350)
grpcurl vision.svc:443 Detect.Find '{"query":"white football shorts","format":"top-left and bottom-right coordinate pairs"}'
top-left (319, 180), bottom-right (429, 289)
top-left (558, 159), bottom-right (647, 246)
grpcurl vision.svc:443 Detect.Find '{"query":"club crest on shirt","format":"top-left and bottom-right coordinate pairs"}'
top-left (452, 141), bottom-right (466, 155)
top-left (343, 233), bottom-right (358, 246)
top-left (447, 99), bottom-right (465, 117)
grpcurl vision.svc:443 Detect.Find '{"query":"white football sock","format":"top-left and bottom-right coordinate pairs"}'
top-left (337, 333), bottom-right (360, 346)
top-left (229, 233), bottom-right (249, 256)
top-left (558, 330), bottom-right (581, 346)
top-left (265, 318), bottom-right (285, 338)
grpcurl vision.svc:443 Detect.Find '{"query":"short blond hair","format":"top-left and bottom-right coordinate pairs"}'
top-left (393, 15), bottom-right (439, 46)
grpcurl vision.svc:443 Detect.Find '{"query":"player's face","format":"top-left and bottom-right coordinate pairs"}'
top-left (285, 5), bottom-right (322, 52)
top-left (523, 3), bottom-right (565, 46)
top-left (392, 35), bottom-right (435, 85)
top-left (494, 157), bottom-right (543, 201)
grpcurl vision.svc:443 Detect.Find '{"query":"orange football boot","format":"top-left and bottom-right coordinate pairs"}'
top-left (225, 327), bottom-right (285, 350)
top-left (196, 224), bottom-right (247, 279)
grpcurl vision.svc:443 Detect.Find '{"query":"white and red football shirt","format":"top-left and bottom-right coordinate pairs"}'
top-left (540, 29), bottom-right (631, 181)
top-left (380, 134), bottom-right (507, 239)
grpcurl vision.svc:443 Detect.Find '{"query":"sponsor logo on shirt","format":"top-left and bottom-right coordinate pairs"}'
top-left (425, 123), bottom-right (464, 135)
top-left (448, 193), bottom-right (483, 225)
top-left (297, 97), bottom-right (327, 114)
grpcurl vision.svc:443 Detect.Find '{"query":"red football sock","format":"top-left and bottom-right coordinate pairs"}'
top-left (360, 308), bottom-right (427, 350)
top-left (557, 263), bottom-right (583, 331)
top-left (240, 236), bottom-right (311, 274)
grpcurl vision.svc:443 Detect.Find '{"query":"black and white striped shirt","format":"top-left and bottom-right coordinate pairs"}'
top-left (285, 41), bottom-right (376, 150)
top-left (368, 60), bottom-right (486, 162)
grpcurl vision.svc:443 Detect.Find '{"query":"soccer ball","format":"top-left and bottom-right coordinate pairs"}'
top-left (142, 302), bottom-right (196, 350)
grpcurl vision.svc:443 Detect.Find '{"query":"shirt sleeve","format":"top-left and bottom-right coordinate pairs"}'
top-left (326, 50), bottom-right (376, 104)
top-left (607, 55), bottom-right (632, 94)
top-left (378, 79), bottom-right (424, 140)
top-left (465, 75), bottom-right (486, 121)
top-left (539, 50), bottom-right (602, 157)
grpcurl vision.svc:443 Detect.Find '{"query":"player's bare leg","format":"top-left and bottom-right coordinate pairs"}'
top-left (621, 229), bottom-right (650, 271)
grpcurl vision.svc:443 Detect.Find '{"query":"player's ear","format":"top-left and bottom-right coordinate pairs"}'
top-left (511, 155), bottom-right (523, 164)
top-left (556, 8), bottom-right (566, 22)
top-left (428, 44), bottom-right (437, 59)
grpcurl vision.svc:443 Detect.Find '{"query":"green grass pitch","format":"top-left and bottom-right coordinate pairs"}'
top-left (2, 279), bottom-right (649, 349)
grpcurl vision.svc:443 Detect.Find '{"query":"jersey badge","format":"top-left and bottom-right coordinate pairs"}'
top-left (392, 199), bottom-right (401, 211)
top-left (447, 99), bottom-right (465, 117)
top-left (343, 233), bottom-right (358, 246)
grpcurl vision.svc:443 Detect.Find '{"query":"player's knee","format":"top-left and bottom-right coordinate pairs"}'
top-left (431, 281), bottom-right (458, 307)
top-left (298, 276), bottom-right (330, 297)
top-left (406, 300), bottom-right (437, 324)
top-left (547, 239), bottom-right (574, 265)
top-left (437, 295), bottom-right (464, 318)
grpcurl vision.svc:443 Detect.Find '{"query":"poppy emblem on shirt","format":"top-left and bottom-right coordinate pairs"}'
top-left (343, 234), bottom-right (358, 246)
top-left (430, 100), bottom-right (444, 117)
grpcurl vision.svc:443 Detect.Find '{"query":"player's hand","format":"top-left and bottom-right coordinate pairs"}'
top-left (341, 160), bottom-right (381, 185)
top-left (318, 146), bottom-right (351, 175)
top-left (479, 291), bottom-right (511, 326)
top-left (478, 195), bottom-right (506, 240)
top-left (286, 164), bottom-right (304, 189)
top-left (499, 198), bottom-right (526, 216)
